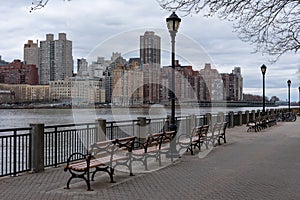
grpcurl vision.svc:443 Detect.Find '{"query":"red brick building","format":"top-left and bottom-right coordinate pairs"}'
top-left (0, 59), bottom-right (39, 85)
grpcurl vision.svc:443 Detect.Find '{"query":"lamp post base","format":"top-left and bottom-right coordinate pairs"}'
top-left (166, 124), bottom-right (180, 159)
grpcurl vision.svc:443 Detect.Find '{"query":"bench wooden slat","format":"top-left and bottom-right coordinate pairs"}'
top-left (64, 136), bottom-right (136, 191)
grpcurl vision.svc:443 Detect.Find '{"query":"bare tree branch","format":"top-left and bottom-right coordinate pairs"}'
top-left (30, 0), bottom-right (71, 12)
top-left (30, 0), bottom-right (49, 12)
top-left (157, 0), bottom-right (300, 62)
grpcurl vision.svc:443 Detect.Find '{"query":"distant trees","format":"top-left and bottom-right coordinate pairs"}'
top-left (243, 93), bottom-right (270, 102)
top-left (158, 0), bottom-right (300, 61)
top-left (270, 96), bottom-right (280, 103)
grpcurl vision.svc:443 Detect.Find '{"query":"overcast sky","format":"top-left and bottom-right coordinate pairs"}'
top-left (1, 0), bottom-right (300, 101)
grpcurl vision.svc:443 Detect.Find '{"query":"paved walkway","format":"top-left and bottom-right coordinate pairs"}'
top-left (0, 119), bottom-right (299, 199)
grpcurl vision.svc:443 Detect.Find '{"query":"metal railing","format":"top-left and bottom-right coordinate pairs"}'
top-left (0, 108), bottom-right (286, 177)
top-left (44, 123), bottom-right (97, 167)
top-left (0, 128), bottom-right (31, 177)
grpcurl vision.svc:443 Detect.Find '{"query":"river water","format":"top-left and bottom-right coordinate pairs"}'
top-left (0, 105), bottom-right (286, 129)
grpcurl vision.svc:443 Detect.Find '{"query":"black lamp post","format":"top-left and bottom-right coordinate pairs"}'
top-left (287, 80), bottom-right (291, 112)
top-left (166, 12), bottom-right (181, 157)
top-left (298, 86), bottom-right (300, 115)
top-left (261, 64), bottom-right (267, 114)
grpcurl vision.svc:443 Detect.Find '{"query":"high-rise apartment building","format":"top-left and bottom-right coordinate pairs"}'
top-left (24, 40), bottom-right (39, 69)
top-left (39, 33), bottom-right (73, 84)
top-left (221, 67), bottom-right (243, 101)
top-left (111, 64), bottom-right (143, 106)
top-left (77, 58), bottom-right (88, 77)
top-left (140, 31), bottom-right (161, 66)
top-left (199, 63), bottom-right (224, 101)
top-left (161, 61), bottom-right (202, 103)
top-left (140, 31), bottom-right (161, 104)
top-left (90, 57), bottom-right (110, 79)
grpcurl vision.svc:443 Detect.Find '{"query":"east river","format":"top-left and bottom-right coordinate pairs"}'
top-left (0, 105), bottom-right (285, 129)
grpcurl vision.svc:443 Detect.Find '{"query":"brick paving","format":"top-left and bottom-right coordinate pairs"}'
top-left (0, 119), bottom-right (299, 199)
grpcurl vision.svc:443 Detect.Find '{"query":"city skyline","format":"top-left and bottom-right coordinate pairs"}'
top-left (0, 0), bottom-right (299, 101)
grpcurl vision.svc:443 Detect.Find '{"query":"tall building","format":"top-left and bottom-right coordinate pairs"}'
top-left (77, 58), bottom-right (88, 77)
top-left (24, 40), bottom-right (39, 69)
top-left (199, 63), bottom-right (224, 101)
top-left (39, 33), bottom-right (73, 84)
top-left (140, 31), bottom-right (161, 104)
top-left (161, 61), bottom-right (202, 104)
top-left (111, 64), bottom-right (143, 106)
top-left (89, 57), bottom-right (110, 79)
top-left (221, 67), bottom-right (243, 101)
top-left (140, 31), bottom-right (161, 66)
top-left (103, 53), bottom-right (127, 103)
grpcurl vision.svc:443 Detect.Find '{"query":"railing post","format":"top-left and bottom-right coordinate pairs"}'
top-left (229, 111), bottom-right (234, 128)
top-left (251, 110), bottom-right (256, 121)
top-left (30, 123), bottom-right (44, 173)
top-left (205, 113), bottom-right (212, 130)
top-left (217, 112), bottom-right (224, 123)
top-left (12, 130), bottom-right (18, 177)
top-left (95, 118), bottom-right (107, 141)
top-left (257, 109), bottom-right (261, 117)
top-left (245, 110), bottom-right (250, 124)
top-left (238, 111), bottom-right (243, 126)
top-left (189, 114), bottom-right (195, 134)
top-left (137, 117), bottom-right (147, 139)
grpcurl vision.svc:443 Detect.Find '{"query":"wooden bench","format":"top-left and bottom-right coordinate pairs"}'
top-left (265, 114), bottom-right (277, 127)
top-left (177, 125), bottom-right (209, 155)
top-left (206, 122), bottom-right (227, 147)
top-left (247, 115), bottom-right (277, 132)
top-left (132, 131), bottom-right (176, 170)
top-left (64, 136), bottom-right (136, 191)
top-left (247, 117), bottom-right (262, 132)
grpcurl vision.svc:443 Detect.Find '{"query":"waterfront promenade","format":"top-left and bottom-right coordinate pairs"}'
top-left (0, 119), bottom-right (299, 199)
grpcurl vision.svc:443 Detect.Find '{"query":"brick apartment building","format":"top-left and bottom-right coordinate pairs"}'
top-left (0, 59), bottom-right (39, 85)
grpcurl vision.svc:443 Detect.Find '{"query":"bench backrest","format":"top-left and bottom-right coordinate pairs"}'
top-left (114, 136), bottom-right (136, 152)
top-left (161, 131), bottom-right (176, 144)
top-left (200, 125), bottom-right (209, 136)
top-left (192, 126), bottom-right (203, 137)
top-left (212, 122), bottom-right (227, 135)
top-left (191, 125), bottom-right (209, 138)
top-left (89, 136), bottom-right (136, 160)
top-left (143, 132), bottom-right (164, 153)
top-left (89, 140), bottom-right (116, 161)
top-left (212, 122), bottom-right (223, 135)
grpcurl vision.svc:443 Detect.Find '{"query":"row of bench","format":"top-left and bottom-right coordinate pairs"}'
top-left (246, 114), bottom-right (277, 132)
top-left (64, 122), bottom-right (228, 191)
top-left (177, 122), bottom-right (227, 155)
top-left (64, 131), bottom-right (176, 191)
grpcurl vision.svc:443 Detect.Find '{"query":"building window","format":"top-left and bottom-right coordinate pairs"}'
top-left (20, 74), bottom-right (26, 84)
top-left (0, 75), bottom-right (4, 83)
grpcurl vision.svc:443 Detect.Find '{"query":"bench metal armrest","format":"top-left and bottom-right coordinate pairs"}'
top-left (64, 152), bottom-right (93, 171)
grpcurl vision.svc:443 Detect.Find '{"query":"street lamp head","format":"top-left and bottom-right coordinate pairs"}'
top-left (287, 80), bottom-right (291, 86)
top-left (298, 86), bottom-right (300, 92)
top-left (260, 64), bottom-right (267, 75)
top-left (166, 12), bottom-right (181, 33)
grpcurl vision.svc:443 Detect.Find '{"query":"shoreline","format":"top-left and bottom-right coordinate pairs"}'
top-left (0, 104), bottom-right (280, 110)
